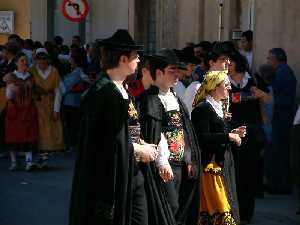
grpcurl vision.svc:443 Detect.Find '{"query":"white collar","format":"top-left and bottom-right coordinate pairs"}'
top-left (229, 72), bottom-right (251, 89)
top-left (206, 95), bottom-right (223, 118)
top-left (113, 81), bottom-right (128, 100)
top-left (37, 65), bottom-right (52, 79)
top-left (158, 89), bottom-right (180, 112)
top-left (14, 70), bottom-right (30, 80)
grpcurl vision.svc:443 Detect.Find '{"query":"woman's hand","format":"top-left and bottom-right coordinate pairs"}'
top-left (229, 133), bottom-right (242, 146)
top-left (224, 112), bottom-right (232, 121)
top-left (232, 126), bottom-right (247, 138)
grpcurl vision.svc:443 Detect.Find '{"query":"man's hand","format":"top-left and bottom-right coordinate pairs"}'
top-left (138, 143), bottom-right (158, 163)
top-left (159, 164), bottom-right (174, 182)
top-left (187, 164), bottom-right (195, 178)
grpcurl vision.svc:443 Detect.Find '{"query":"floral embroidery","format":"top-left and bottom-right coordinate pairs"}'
top-left (128, 99), bottom-right (141, 144)
top-left (163, 110), bottom-right (185, 161)
top-left (203, 162), bottom-right (224, 175)
top-left (199, 211), bottom-right (236, 225)
top-left (128, 100), bottom-right (138, 120)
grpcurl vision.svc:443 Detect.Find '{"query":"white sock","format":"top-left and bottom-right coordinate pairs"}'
top-left (25, 151), bottom-right (33, 163)
top-left (10, 151), bottom-right (17, 164)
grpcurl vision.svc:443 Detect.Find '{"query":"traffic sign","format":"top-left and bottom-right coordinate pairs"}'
top-left (62, 0), bottom-right (89, 23)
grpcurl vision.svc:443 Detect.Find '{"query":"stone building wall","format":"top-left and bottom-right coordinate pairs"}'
top-left (0, 0), bottom-right (30, 44)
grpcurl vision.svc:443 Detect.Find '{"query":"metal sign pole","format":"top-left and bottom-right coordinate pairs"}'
top-left (218, 0), bottom-right (224, 41)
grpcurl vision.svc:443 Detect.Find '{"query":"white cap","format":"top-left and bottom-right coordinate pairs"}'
top-left (35, 48), bottom-right (48, 55)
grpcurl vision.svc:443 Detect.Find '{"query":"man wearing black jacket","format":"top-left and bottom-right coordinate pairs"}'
top-left (69, 29), bottom-right (147, 225)
top-left (139, 49), bottom-right (201, 225)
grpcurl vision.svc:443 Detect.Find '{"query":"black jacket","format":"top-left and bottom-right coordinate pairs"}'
top-left (191, 101), bottom-right (240, 223)
top-left (69, 73), bottom-right (134, 225)
top-left (139, 85), bottom-right (201, 225)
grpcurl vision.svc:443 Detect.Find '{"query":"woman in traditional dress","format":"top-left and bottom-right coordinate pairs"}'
top-left (29, 51), bottom-right (64, 167)
top-left (191, 71), bottom-right (246, 225)
top-left (227, 52), bottom-right (272, 224)
top-left (4, 52), bottom-right (38, 171)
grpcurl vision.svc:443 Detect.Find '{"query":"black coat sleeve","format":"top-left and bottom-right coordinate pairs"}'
top-left (69, 83), bottom-right (133, 225)
top-left (139, 94), bottom-right (163, 145)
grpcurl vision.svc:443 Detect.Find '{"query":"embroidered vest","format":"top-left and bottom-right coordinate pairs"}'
top-left (162, 110), bottom-right (185, 161)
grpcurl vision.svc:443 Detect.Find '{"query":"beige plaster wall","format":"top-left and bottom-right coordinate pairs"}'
top-left (155, 0), bottom-right (179, 49)
top-left (176, 0), bottom-right (204, 48)
top-left (0, 0), bottom-right (30, 44)
top-left (253, 0), bottom-right (300, 96)
top-left (203, 0), bottom-right (219, 41)
top-left (30, 0), bottom-right (48, 44)
top-left (90, 0), bottom-right (130, 40)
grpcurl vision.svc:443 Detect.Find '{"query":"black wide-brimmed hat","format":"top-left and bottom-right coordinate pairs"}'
top-left (181, 46), bottom-right (200, 64)
top-left (98, 29), bottom-right (143, 51)
top-left (154, 48), bottom-right (180, 65)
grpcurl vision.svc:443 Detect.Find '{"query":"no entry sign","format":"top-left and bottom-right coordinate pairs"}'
top-left (62, 0), bottom-right (89, 23)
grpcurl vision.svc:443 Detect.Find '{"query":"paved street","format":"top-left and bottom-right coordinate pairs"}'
top-left (0, 152), bottom-right (299, 225)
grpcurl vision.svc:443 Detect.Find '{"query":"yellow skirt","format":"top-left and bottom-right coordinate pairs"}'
top-left (35, 95), bottom-right (65, 152)
top-left (199, 162), bottom-right (236, 225)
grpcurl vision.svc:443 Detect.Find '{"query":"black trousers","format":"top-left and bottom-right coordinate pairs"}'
top-left (163, 161), bottom-right (188, 224)
top-left (132, 171), bottom-right (148, 225)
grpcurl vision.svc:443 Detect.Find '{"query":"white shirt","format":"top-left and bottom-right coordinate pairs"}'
top-left (229, 71), bottom-right (251, 88)
top-left (158, 89), bottom-right (180, 112)
top-left (206, 95), bottom-right (224, 118)
top-left (156, 89), bottom-right (191, 167)
top-left (293, 104), bottom-right (300, 125)
top-left (58, 54), bottom-right (70, 62)
top-left (14, 70), bottom-right (30, 80)
top-left (113, 81), bottom-right (128, 100)
top-left (240, 50), bottom-right (253, 70)
top-left (173, 81), bottom-right (186, 101)
top-left (183, 81), bottom-right (201, 118)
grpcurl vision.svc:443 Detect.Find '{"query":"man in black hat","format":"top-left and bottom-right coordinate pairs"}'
top-left (139, 48), bottom-right (201, 225)
top-left (69, 29), bottom-right (154, 225)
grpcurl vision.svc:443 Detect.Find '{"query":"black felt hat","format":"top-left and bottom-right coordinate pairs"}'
top-left (98, 29), bottom-right (143, 51)
top-left (181, 46), bottom-right (199, 64)
top-left (154, 48), bottom-right (180, 65)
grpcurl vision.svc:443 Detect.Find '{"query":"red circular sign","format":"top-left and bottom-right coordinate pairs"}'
top-left (62, 0), bottom-right (89, 23)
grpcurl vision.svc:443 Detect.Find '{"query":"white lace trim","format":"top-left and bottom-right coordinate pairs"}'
top-left (206, 95), bottom-right (224, 118)
top-left (13, 70), bottom-right (30, 80)
top-left (229, 71), bottom-right (251, 89)
top-left (158, 89), bottom-right (180, 112)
